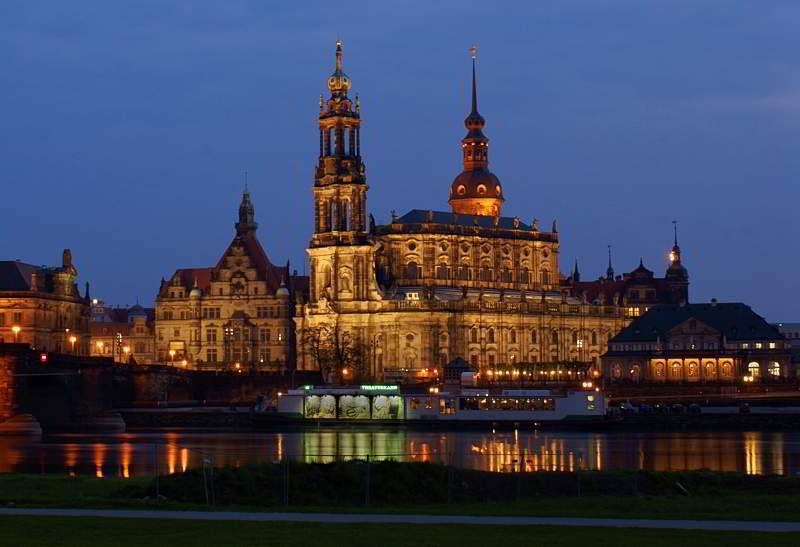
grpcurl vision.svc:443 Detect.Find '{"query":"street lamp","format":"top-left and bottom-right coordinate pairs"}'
top-left (168, 349), bottom-right (176, 364)
top-left (11, 326), bottom-right (20, 343)
top-left (122, 346), bottom-right (130, 363)
top-left (69, 335), bottom-right (77, 353)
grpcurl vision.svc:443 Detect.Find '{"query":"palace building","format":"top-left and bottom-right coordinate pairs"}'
top-left (0, 250), bottom-right (90, 354)
top-left (603, 302), bottom-right (793, 383)
top-left (154, 190), bottom-right (307, 371)
top-left (294, 42), bottom-right (683, 382)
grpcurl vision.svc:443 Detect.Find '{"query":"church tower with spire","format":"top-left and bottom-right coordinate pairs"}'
top-left (307, 41), bottom-right (377, 306)
top-left (665, 221), bottom-right (689, 304)
top-left (448, 48), bottom-right (505, 217)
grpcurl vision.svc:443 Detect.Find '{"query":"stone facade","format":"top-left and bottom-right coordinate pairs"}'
top-left (603, 302), bottom-right (793, 383)
top-left (154, 191), bottom-right (305, 371)
top-left (295, 43), bottom-right (639, 382)
top-left (0, 250), bottom-right (90, 354)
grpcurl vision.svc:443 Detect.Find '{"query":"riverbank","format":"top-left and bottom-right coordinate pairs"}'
top-left (116, 407), bottom-right (800, 431)
top-left (0, 466), bottom-right (799, 522)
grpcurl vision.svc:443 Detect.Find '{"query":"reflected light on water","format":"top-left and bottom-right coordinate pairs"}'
top-left (93, 443), bottom-right (105, 478)
top-left (120, 442), bottom-right (132, 478)
top-left (0, 429), bottom-right (796, 477)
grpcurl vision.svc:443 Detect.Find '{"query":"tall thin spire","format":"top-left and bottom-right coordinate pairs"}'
top-left (672, 220), bottom-right (678, 246)
top-left (606, 245), bottom-right (615, 281)
top-left (470, 45), bottom-right (478, 114)
top-left (335, 39), bottom-right (343, 71)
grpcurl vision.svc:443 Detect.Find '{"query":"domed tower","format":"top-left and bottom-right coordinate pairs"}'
top-left (448, 48), bottom-right (504, 217)
top-left (665, 221), bottom-right (689, 304)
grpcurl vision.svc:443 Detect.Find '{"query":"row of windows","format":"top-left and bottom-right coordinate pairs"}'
top-left (167, 287), bottom-right (264, 299)
top-left (163, 307), bottom-right (286, 320)
top-left (469, 328), bottom-right (601, 345)
top-left (613, 341), bottom-right (782, 352)
top-left (205, 348), bottom-right (273, 363)
top-left (404, 262), bottom-right (551, 285)
top-left (458, 397), bottom-right (556, 412)
top-left (159, 327), bottom-right (286, 342)
top-left (0, 312), bottom-right (24, 326)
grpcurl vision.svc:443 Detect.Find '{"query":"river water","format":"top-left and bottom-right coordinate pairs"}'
top-left (0, 429), bottom-right (796, 477)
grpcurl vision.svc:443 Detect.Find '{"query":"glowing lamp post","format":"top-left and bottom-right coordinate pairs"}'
top-left (69, 335), bottom-right (77, 354)
top-left (122, 345), bottom-right (130, 363)
top-left (11, 326), bottom-right (20, 343)
top-left (168, 349), bottom-right (176, 364)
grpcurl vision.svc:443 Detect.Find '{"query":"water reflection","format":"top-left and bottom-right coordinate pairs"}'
top-left (0, 429), bottom-right (796, 478)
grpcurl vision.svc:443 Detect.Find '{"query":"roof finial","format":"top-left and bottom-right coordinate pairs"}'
top-left (573, 259), bottom-right (580, 282)
top-left (469, 45), bottom-right (478, 114)
top-left (606, 245), bottom-right (615, 281)
top-left (335, 39), bottom-right (343, 72)
top-left (672, 220), bottom-right (678, 246)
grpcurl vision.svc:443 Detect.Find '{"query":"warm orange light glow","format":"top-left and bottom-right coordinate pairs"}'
top-left (122, 346), bottom-right (130, 354)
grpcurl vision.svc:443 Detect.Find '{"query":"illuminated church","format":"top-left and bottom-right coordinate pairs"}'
top-left (294, 42), bottom-right (690, 381)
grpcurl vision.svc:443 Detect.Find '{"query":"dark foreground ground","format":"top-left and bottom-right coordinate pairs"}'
top-left (0, 517), bottom-right (799, 547)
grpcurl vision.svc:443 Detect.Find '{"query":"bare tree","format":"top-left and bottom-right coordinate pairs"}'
top-left (301, 319), bottom-right (371, 384)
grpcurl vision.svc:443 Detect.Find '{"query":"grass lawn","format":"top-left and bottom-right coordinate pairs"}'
top-left (0, 517), bottom-right (799, 547)
top-left (1, 471), bottom-right (799, 522)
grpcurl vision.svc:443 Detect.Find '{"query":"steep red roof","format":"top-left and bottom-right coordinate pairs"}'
top-left (160, 233), bottom-right (287, 297)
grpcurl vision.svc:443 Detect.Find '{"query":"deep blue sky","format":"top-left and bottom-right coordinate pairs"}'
top-left (1, 1), bottom-right (797, 320)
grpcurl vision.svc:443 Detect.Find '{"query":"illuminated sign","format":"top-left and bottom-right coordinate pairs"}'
top-left (39, 353), bottom-right (48, 363)
top-left (359, 385), bottom-right (398, 391)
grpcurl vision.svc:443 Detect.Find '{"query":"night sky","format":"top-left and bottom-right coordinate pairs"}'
top-left (1, 1), bottom-right (797, 320)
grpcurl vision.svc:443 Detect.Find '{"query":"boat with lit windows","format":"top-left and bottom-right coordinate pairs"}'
top-left (274, 383), bottom-right (606, 428)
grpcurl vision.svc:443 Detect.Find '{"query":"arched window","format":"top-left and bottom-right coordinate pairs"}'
top-left (769, 361), bottom-right (781, 377)
top-left (509, 329), bottom-right (517, 344)
top-left (487, 328), bottom-right (495, 344)
top-left (748, 362), bottom-right (760, 377)
top-left (436, 263), bottom-right (448, 280)
top-left (520, 268), bottom-right (529, 284)
top-left (406, 261), bottom-right (419, 280)
top-left (340, 200), bottom-right (349, 231)
top-left (540, 269), bottom-right (550, 285)
top-left (471, 328), bottom-right (478, 343)
top-left (671, 361), bottom-right (682, 378)
top-left (330, 201), bottom-right (339, 231)
top-left (530, 329), bottom-right (537, 343)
